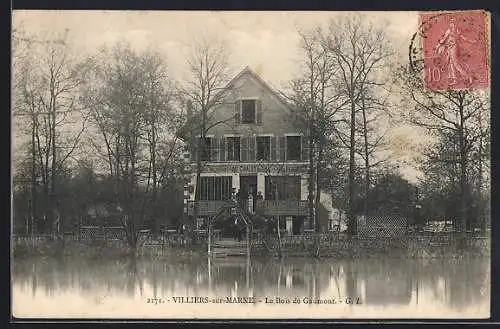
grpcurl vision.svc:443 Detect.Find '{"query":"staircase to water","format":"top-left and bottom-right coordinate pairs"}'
top-left (211, 238), bottom-right (249, 257)
top-left (209, 202), bottom-right (263, 258)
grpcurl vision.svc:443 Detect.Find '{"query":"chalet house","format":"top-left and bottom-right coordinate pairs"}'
top-left (182, 66), bottom-right (312, 236)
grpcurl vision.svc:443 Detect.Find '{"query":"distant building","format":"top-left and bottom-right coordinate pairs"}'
top-left (181, 67), bottom-right (312, 235)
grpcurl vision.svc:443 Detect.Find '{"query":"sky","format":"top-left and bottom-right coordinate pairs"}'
top-left (12, 10), bottom-right (428, 182)
top-left (13, 11), bottom-right (418, 88)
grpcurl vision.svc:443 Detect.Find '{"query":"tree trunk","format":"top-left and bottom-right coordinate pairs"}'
top-left (308, 65), bottom-right (316, 232)
top-left (115, 135), bottom-right (121, 205)
top-left (193, 104), bottom-right (207, 242)
top-left (50, 87), bottom-right (57, 233)
top-left (277, 217), bottom-right (282, 259)
top-left (477, 111), bottom-right (484, 231)
top-left (151, 125), bottom-right (158, 230)
top-left (130, 132), bottom-right (141, 249)
top-left (194, 136), bottom-right (203, 241)
top-left (308, 131), bottom-right (315, 231)
top-left (42, 175), bottom-right (49, 233)
top-left (30, 114), bottom-right (37, 236)
top-left (458, 96), bottom-right (467, 232)
top-left (362, 98), bottom-right (370, 218)
top-left (348, 100), bottom-right (357, 237)
top-left (315, 144), bottom-right (323, 234)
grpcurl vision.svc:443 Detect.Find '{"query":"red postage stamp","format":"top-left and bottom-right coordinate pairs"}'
top-left (420, 11), bottom-right (489, 91)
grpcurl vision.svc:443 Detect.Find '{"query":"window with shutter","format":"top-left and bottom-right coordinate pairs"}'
top-left (240, 137), bottom-right (248, 161)
top-left (301, 136), bottom-right (309, 161)
top-left (234, 101), bottom-right (241, 124)
top-left (248, 136), bottom-right (256, 161)
top-left (226, 137), bottom-right (240, 161)
top-left (211, 137), bottom-right (219, 162)
top-left (220, 138), bottom-right (226, 161)
top-left (277, 136), bottom-right (286, 161)
top-left (270, 137), bottom-right (277, 161)
top-left (256, 136), bottom-right (271, 161)
top-left (256, 100), bottom-right (263, 125)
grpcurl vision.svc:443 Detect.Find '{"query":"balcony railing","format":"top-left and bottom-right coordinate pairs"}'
top-left (186, 200), bottom-right (234, 216)
top-left (186, 199), bottom-right (308, 217)
top-left (255, 200), bottom-right (308, 216)
top-left (185, 161), bottom-right (309, 175)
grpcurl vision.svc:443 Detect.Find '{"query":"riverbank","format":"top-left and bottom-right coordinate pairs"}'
top-left (266, 234), bottom-right (490, 259)
top-left (12, 234), bottom-right (489, 260)
top-left (11, 238), bottom-right (206, 260)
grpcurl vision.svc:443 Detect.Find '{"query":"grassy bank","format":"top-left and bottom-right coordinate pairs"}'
top-left (12, 235), bottom-right (489, 260)
top-left (266, 246), bottom-right (489, 259)
top-left (13, 239), bottom-right (132, 259)
top-left (265, 236), bottom-right (489, 259)
top-left (11, 237), bottom-right (206, 260)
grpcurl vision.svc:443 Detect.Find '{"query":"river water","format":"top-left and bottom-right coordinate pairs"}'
top-left (12, 254), bottom-right (490, 319)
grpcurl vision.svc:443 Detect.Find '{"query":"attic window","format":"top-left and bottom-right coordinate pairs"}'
top-left (241, 100), bottom-right (256, 124)
top-left (234, 99), bottom-right (262, 125)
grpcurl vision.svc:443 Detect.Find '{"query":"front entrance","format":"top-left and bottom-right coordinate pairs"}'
top-left (286, 216), bottom-right (293, 235)
top-left (293, 216), bottom-right (303, 235)
top-left (239, 175), bottom-right (258, 213)
top-left (239, 175), bottom-right (258, 199)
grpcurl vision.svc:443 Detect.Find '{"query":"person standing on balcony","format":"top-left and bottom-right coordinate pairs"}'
top-left (235, 189), bottom-right (242, 208)
top-left (256, 191), bottom-right (263, 212)
top-left (248, 191), bottom-right (254, 214)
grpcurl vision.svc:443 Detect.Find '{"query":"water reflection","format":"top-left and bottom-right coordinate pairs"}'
top-left (12, 255), bottom-right (489, 317)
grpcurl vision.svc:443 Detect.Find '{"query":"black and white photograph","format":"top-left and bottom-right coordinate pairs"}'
top-left (11, 10), bottom-right (491, 319)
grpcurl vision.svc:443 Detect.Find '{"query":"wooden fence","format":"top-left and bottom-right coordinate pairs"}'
top-left (357, 215), bottom-right (408, 239)
top-left (79, 226), bottom-right (126, 241)
top-left (12, 230), bottom-right (489, 252)
top-left (11, 233), bottom-right (79, 249)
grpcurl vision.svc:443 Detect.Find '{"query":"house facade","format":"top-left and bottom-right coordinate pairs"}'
top-left (183, 67), bottom-right (311, 235)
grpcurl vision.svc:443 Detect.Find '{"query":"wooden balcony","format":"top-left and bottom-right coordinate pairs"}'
top-left (185, 161), bottom-right (309, 175)
top-left (186, 200), bottom-right (234, 216)
top-left (186, 200), bottom-right (308, 217)
top-left (255, 200), bottom-right (308, 216)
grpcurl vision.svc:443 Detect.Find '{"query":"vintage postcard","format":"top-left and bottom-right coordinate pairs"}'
top-left (11, 10), bottom-right (491, 320)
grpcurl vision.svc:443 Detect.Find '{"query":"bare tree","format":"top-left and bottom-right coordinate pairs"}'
top-left (355, 85), bottom-right (393, 216)
top-left (80, 41), bottom-right (180, 248)
top-left (398, 65), bottom-right (490, 232)
top-left (179, 36), bottom-right (235, 229)
top-left (12, 26), bottom-right (37, 235)
top-left (284, 28), bottom-right (341, 235)
top-left (12, 29), bottom-right (87, 234)
top-left (324, 14), bottom-right (394, 236)
top-left (471, 107), bottom-right (490, 229)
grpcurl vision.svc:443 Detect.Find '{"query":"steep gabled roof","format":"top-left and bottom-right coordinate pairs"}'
top-left (224, 66), bottom-right (292, 111)
top-left (178, 66), bottom-right (294, 140)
